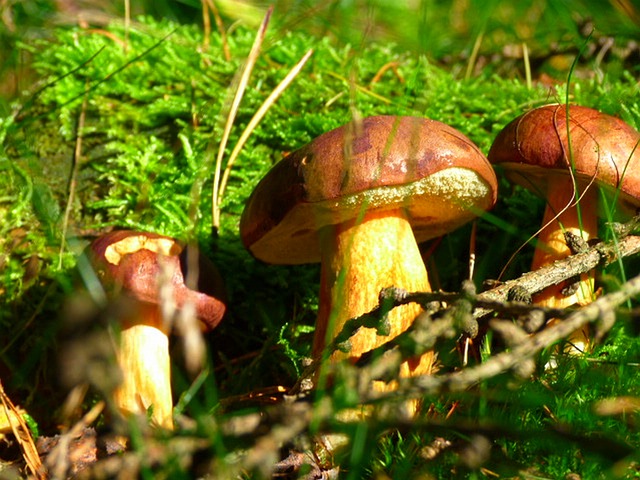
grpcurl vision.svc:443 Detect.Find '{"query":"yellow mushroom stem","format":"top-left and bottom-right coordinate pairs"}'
top-left (313, 208), bottom-right (435, 400)
top-left (531, 175), bottom-right (598, 353)
top-left (113, 302), bottom-right (174, 429)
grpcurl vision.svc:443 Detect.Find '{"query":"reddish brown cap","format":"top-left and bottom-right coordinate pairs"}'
top-left (89, 230), bottom-right (226, 331)
top-left (240, 115), bottom-right (498, 264)
top-left (488, 104), bottom-right (640, 211)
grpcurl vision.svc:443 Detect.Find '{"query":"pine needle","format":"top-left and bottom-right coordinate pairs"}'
top-left (217, 48), bottom-right (314, 210)
top-left (0, 379), bottom-right (44, 479)
top-left (212, 6), bottom-right (272, 230)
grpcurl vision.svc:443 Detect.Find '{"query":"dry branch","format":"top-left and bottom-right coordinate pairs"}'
top-left (404, 270), bottom-right (640, 396)
top-left (289, 232), bottom-right (640, 394)
top-left (63, 231), bottom-right (640, 478)
top-left (351, 233), bottom-right (640, 356)
top-left (475, 233), bottom-right (640, 312)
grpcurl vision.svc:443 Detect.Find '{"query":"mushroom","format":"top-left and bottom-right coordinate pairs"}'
top-left (89, 230), bottom-right (227, 429)
top-left (240, 115), bottom-right (498, 393)
top-left (488, 104), bottom-right (640, 352)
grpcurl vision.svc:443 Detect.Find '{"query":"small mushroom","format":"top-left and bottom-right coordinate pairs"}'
top-left (89, 230), bottom-right (226, 429)
top-left (488, 104), bottom-right (640, 352)
top-left (240, 116), bottom-right (497, 395)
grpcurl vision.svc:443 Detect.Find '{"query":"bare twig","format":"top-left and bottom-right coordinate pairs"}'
top-left (73, 233), bottom-right (640, 477)
top-left (354, 233), bottom-right (640, 322)
top-left (475, 233), bottom-right (640, 313)
top-left (73, 262), bottom-right (640, 480)
top-left (293, 233), bottom-right (640, 391)
top-left (403, 271), bottom-right (640, 396)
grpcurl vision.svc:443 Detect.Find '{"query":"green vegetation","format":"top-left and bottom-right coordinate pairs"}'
top-left (2, 1), bottom-right (640, 478)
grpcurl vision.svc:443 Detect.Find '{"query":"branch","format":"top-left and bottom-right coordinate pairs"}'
top-left (402, 271), bottom-right (640, 397)
top-left (294, 233), bottom-right (640, 390)
top-left (474, 233), bottom-right (640, 314)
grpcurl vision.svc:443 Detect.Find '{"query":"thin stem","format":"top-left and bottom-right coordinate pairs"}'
top-left (212, 6), bottom-right (272, 230)
top-left (216, 49), bottom-right (313, 209)
top-left (58, 78), bottom-right (89, 269)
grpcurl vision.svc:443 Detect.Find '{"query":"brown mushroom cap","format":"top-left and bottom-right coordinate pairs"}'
top-left (90, 230), bottom-right (226, 331)
top-left (488, 104), bottom-right (640, 213)
top-left (240, 115), bottom-right (498, 264)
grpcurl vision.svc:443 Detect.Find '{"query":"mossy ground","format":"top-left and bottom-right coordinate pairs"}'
top-left (2, 1), bottom-right (640, 478)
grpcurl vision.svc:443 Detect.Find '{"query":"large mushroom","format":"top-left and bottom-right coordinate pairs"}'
top-left (89, 230), bottom-right (227, 429)
top-left (240, 115), bottom-right (497, 392)
top-left (488, 104), bottom-right (640, 352)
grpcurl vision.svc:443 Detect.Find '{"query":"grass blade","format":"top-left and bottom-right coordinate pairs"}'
top-left (217, 49), bottom-right (314, 211)
top-left (212, 6), bottom-right (273, 230)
